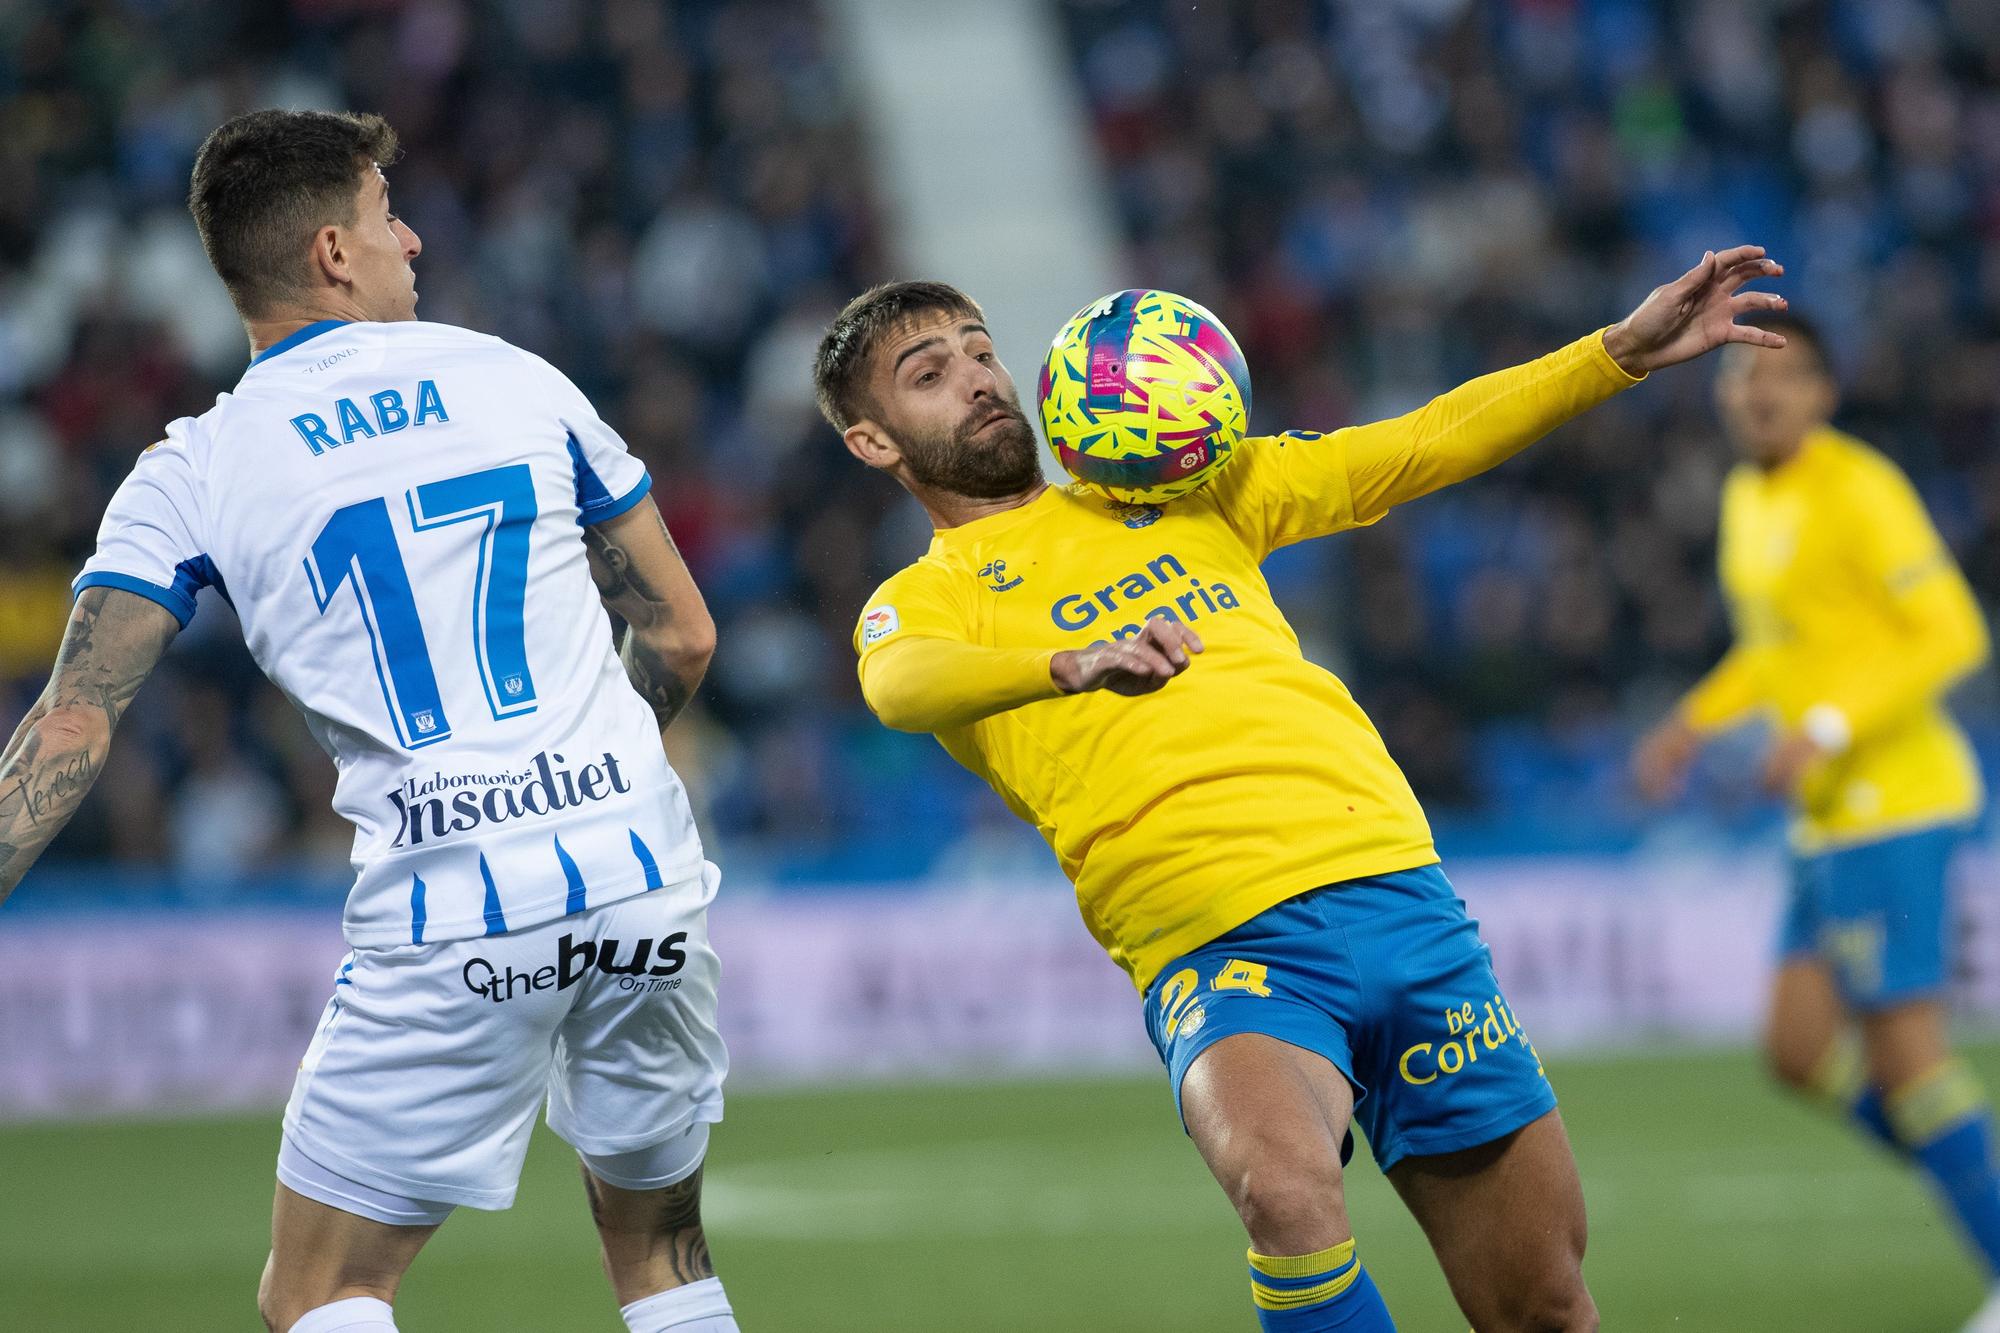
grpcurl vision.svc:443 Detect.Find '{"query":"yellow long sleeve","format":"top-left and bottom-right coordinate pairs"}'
top-left (858, 635), bottom-right (1060, 733)
top-left (1681, 644), bottom-right (1773, 733)
top-left (1340, 330), bottom-right (1644, 523)
top-left (1813, 550), bottom-right (1989, 745)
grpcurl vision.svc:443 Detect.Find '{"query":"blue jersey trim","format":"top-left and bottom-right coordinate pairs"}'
top-left (250, 319), bottom-right (349, 367)
top-left (410, 875), bottom-right (428, 944)
top-left (591, 474), bottom-right (652, 525)
top-left (479, 854), bottom-right (508, 935)
top-left (570, 432), bottom-right (652, 527)
top-left (71, 571), bottom-right (198, 628)
top-left (629, 829), bottom-right (663, 889)
top-left (555, 836), bottom-right (587, 916)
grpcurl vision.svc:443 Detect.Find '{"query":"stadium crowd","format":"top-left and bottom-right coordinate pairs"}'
top-left (1, 0), bottom-right (1997, 890)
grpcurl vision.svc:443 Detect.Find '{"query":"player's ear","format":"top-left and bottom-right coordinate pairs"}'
top-left (843, 420), bottom-right (901, 471)
top-left (312, 224), bottom-right (350, 287)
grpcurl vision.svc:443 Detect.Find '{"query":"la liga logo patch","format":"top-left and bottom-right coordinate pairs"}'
top-left (861, 605), bottom-right (900, 645)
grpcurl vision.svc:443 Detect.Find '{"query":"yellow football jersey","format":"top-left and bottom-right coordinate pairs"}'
top-left (1683, 426), bottom-right (1988, 850)
top-left (857, 332), bottom-right (1641, 989)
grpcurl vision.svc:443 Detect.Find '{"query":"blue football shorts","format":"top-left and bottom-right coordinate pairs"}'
top-left (1141, 863), bottom-right (1555, 1173)
top-left (1779, 823), bottom-right (1962, 1011)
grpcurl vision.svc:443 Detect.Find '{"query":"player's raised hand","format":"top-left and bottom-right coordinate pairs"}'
top-left (1051, 617), bottom-right (1204, 697)
top-left (1601, 245), bottom-right (1787, 376)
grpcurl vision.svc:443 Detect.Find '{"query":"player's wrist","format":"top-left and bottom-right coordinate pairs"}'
top-left (1800, 703), bottom-right (1852, 755)
top-left (1049, 649), bottom-right (1084, 694)
top-left (1600, 322), bottom-right (1648, 377)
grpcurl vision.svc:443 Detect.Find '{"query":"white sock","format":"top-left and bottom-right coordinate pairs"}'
top-left (621, 1276), bottom-right (737, 1332)
top-left (288, 1296), bottom-right (399, 1332)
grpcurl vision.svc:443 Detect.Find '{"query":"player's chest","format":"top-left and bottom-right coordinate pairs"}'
top-left (954, 510), bottom-right (1273, 648)
top-left (1719, 485), bottom-right (1840, 606)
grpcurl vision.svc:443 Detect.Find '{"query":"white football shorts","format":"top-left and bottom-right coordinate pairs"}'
top-left (280, 861), bottom-right (727, 1211)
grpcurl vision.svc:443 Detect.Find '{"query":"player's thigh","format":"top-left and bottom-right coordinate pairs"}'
top-left (261, 1183), bottom-right (438, 1330)
top-left (283, 937), bottom-right (567, 1211)
top-left (1763, 956), bottom-right (1848, 1086)
top-left (547, 870), bottom-right (728, 1160)
top-left (1181, 1031), bottom-right (1356, 1255)
top-left (1333, 866), bottom-right (1556, 1175)
top-left (1802, 826), bottom-right (1958, 1014)
top-left (1388, 1109), bottom-right (1595, 1333)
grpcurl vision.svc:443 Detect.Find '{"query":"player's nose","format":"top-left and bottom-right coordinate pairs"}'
top-left (399, 220), bottom-right (423, 260)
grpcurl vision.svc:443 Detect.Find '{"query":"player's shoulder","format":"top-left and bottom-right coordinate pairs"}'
top-left (1810, 428), bottom-right (1922, 505)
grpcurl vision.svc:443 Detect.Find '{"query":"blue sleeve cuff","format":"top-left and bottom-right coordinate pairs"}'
top-left (71, 571), bottom-right (197, 628)
top-left (582, 472), bottom-right (652, 526)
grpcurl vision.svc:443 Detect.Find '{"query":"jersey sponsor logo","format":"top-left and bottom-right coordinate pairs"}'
top-left (1396, 995), bottom-right (1541, 1086)
top-left (1048, 551), bottom-right (1242, 638)
top-left (461, 930), bottom-right (689, 1002)
top-left (386, 749), bottom-right (632, 848)
top-left (289, 380), bottom-right (450, 456)
top-left (978, 559), bottom-right (1025, 592)
top-left (861, 605), bottom-right (899, 645)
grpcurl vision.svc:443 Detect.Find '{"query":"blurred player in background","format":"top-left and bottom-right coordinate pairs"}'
top-left (1634, 315), bottom-right (2000, 1329)
top-left (0, 110), bottom-right (736, 1333)
top-left (818, 246), bottom-right (1786, 1332)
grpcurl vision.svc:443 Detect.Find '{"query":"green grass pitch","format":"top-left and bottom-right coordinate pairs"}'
top-left (2, 1043), bottom-right (1991, 1331)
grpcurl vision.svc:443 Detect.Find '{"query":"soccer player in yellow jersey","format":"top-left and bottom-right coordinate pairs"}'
top-left (1635, 313), bottom-right (2000, 1329)
top-left (816, 245), bottom-right (1786, 1333)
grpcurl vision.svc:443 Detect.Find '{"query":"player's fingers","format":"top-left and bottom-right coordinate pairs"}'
top-left (1137, 617), bottom-right (1194, 667)
top-left (1718, 257), bottom-right (1783, 294)
top-left (1709, 243), bottom-right (1766, 270)
top-left (1672, 250), bottom-right (1718, 294)
top-left (1728, 290), bottom-right (1788, 317)
top-left (1723, 323), bottom-right (1788, 348)
top-left (1116, 643), bottom-right (1177, 679)
top-left (1177, 624), bottom-right (1205, 654)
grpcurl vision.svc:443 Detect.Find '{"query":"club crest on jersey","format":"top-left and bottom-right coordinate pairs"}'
top-left (502, 674), bottom-right (526, 698)
top-left (979, 559), bottom-right (1025, 591)
top-left (412, 710), bottom-right (438, 735)
top-left (1105, 499), bottom-right (1163, 529)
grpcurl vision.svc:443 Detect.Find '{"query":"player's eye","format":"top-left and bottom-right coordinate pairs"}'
top-left (386, 213), bottom-right (400, 224)
top-left (916, 371), bottom-right (939, 386)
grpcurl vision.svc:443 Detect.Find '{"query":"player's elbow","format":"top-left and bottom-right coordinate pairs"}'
top-left (862, 686), bottom-right (934, 734)
top-left (35, 702), bottom-right (113, 756)
top-left (632, 609), bottom-right (716, 681)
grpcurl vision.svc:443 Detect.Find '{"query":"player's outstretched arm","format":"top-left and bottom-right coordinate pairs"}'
top-left (861, 618), bottom-right (1204, 733)
top-left (583, 496), bottom-right (716, 738)
top-left (0, 588), bottom-right (179, 907)
top-left (1315, 247), bottom-right (1787, 530)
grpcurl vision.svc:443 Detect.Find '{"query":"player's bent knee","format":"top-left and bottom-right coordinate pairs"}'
top-left (1761, 1029), bottom-right (1823, 1092)
top-left (1225, 1155), bottom-right (1347, 1253)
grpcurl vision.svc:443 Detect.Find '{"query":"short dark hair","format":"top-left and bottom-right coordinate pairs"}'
top-left (1743, 311), bottom-right (1832, 378)
top-left (188, 109), bottom-right (400, 319)
top-left (812, 280), bottom-right (985, 432)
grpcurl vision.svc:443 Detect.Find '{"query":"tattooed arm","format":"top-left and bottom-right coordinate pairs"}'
top-left (0, 588), bottom-right (180, 908)
top-left (583, 496), bottom-right (717, 740)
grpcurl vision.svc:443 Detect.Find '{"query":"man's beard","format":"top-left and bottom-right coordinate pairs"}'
top-left (896, 398), bottom-right (1044, 499)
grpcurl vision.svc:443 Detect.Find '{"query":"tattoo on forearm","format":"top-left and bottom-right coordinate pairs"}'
top-left (579, 1163), bottom-right (716, 1284)
top-left (585, 512), bottom-right (704, 730)
top-left (0, 588), bottom-right (176, 906)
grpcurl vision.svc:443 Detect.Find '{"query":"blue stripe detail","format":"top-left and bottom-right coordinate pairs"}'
top-left (592, 474), bottom-right (652, 525)
top-left (174, 553), bottom-right (233, 610)
top-left (409, 874), bottom-right (427, 944)
top-left (1249, 1256), bottom-right (1359, 1291)
top-left (479, 854), bottom-right (508, 935)
top-left (250, 319), bottom-right (349, 367)
top-left (555, 836), bottom-right (587, 915)
top-left (570, 432), bottom-right (652, 526)
top-left (629, 829), bottom-right (663, 889)
top-left (334, 959), bottom-right (355, 987)
top-left (71, 571), bottom-right (197, 627)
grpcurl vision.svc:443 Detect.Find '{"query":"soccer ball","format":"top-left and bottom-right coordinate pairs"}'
top-left (1037, 288), bottom-right (1251, 505)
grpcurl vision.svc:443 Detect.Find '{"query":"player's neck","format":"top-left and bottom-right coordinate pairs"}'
top-left (918, 479), bottom-right (1049, 531)
top-left (1752, 430), bottom-right (1814, 473)
top-left (244, 299), bottom-right (378, 359)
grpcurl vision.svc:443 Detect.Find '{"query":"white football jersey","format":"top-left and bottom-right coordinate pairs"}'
top-left (76, 320), bottom-right (706, 948)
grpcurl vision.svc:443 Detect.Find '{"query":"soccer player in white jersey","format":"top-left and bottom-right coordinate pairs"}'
top-left (0, 110), bottom-right (738, 1333)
